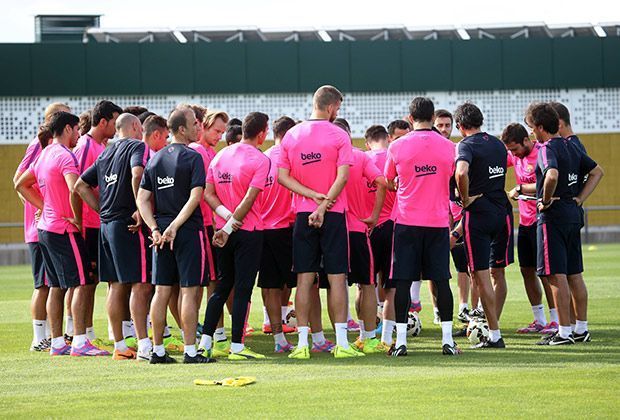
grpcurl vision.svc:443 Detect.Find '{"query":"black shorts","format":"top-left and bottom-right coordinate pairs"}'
top-left (216, 229), bottom-right (263, 289)
top-left (84, 227), bottom-right (100, 273)
top-left (462, 210), bottom-right (512, 272)
top-left (258, 227), bottom-right (296, 289)
top-left (292, 212), bottom-right (348, 275)
top-left (537, 222), bottom-right (583, 276)
top-left (37, 229), bottom-right (92, 289)
top-left (369, 220), bottom-right (394, 280)
top-left (204, 226), bottom-right (218, 283)
top-left (489, 210), bottom-right (515, 268)
top-left (152, 225), bottom-right (208, 287)
top-left (390, 224), bottom-right (451, 281)
top-left (517, 224), bottom-right (537, 268)
top-left (99, 220), bottom-right (151, 284)
top-left (28, 242), bottom-right (48, 289)
top-left (451, 243), bottom-right (469, 274)
top-left (348, 231), bottom-right (374, 286)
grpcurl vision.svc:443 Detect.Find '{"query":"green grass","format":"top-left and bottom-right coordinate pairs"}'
top-left (1, 244), bottom-right (619, 418)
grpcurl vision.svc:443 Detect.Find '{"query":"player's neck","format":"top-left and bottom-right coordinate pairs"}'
top-left (274, 138), bottom-right (282, 146)
top-left (241, 138), bottom-right (260, 148)
top-left (559, 127), bottom-right (574, 138)
top-left (309, 110), bottom-right (330, 120)
top-left (367, 142), bottom-right (387, 151)
top-left (87, 128), bottom-right (107, 144)
top-left (53, 136), bottom-right (71, 148)
top-left (539, 132), bottom-right (557, 143)
top-left (171, 136), bottom-right (190, 146)
top-left (412, 121), bottom-right (432, 130)
top-left (461, 128), bottom-right (482, 137)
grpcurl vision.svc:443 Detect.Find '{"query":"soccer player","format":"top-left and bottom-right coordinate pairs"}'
top-left (387, 119), bottom-right (411, 142)
top-left (143, 115), bottom-right (169, 154)
top-left (15, 111), bottom-right (108, 357)
top-left (385, 97), bottom-right (460, 356)
top-left (525, 103), bottom-right (603, 345)
top-left (14, 102), bottom-right (71, 351)
top-left (500, 123), bottom-right (558, 334)
top-left (78, 110), bottom-right (91, 136)
top-left (137, 107), bottom-right (214, 364)
top-left (225, 124), bottom-right (242, 146)
top-left (73, 100), bottom-right (123, 342)
top-left (454, 102), bottom-right (509, 349)
top-left (278, 85), bottom-right (360, 359)
top-left (75, 113), bottom-right (154, 361)
top-left (201, 112), bottom-right (271, 360)
top-left (258, 116), bottom-right (297, 352)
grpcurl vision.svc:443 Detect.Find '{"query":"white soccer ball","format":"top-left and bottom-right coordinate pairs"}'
top-left (407, 311), bottom-right (422, 337)
top-left (285, 307), bottom-right (297, 328)
top-left (467, 319), bottom-right (490, 344)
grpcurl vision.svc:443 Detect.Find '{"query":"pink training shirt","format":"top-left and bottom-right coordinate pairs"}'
top-left (207, 142), bottom-right (270, 231)
top-left (73, 134), bottom-right (106, 229)
top-left (189, 142), bottom-right (214, 227)
top-left (31, 143), bottom-right (80, 234)
top-left (17, 138), bottom-right (43, 243)
top-left (507, 142), bottom-right (540, 227)
top-left (278, 120), bottom-right (353, 214)
top-left (261, 145), bottom-right (294, 230)
top-left (385, 129), bottom-right (455, 228)
top-left (346, 148), bottom-right (382, 233)
top-left (365, 149), bottom-right (396, 226)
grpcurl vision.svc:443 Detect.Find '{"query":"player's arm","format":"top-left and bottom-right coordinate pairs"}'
top-left (455, 160), bottom-right (472, 207)
top-left (136, 187), bottom-right (163, 248)
top-left (308, 165), bottom-right (349, 228)
top-left (574, 165), bottom-right (604, 206)
top-left (127, 166), bottom-right (145, 232)
top-left (14, 169), bottom-right (43, 210)
top-left (278, 168), bottom-right (328, 205)
top-left (74, 177), bottom-right (100, 213)
top-left (160, 186), bottom-right (203, 248)
top-left (65, 173), bottom-right (83, 231)
top-left (537, 168), bottom-right (559, 211)
top-left (362, 175), bottom-right (387, 229)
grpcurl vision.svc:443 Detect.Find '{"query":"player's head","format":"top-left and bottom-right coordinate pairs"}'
top-left (272, 116), bottom-right (296, 142)
top-left (313, 85), bottom-right (343, 122)
top-left (187, 104), bottom-right (207, 142)
top-left (525, 102), bottom-right (559, 140)
top-left (454, 102), bottom-right (484, 136)
top-left (333, 118), bottom-right (351, 138)
top-left (387, 119), bottom-right (411, 141)
top-left (38, 111), bottom-right (80, 148)
top-left (138, 111), bottom-right (156, 125)
top-left (44, 102), bottom-right (71, 123)
top-left (78, 110), bottom-right (91, 136)
top-left (501, 123), bottom-right (533, 158)
top-left (242, 112), bottom-right (269, 145)
top-left (123, 106), bottom-right (148, 117)
top-left (548, 101), bottom-right (571, 135)
top-left (227, 117), bottom-right (242, 127)
top-left (115, 113), bottom-right (143, 140)
top-left (225, 124), bottom-right (242, 145)
top-left (143, 115), bottom-right (169, 152)
top-left (433, 109), bottom-right (453, 139)
top-left (409, 97), bottom-right (435, 123)
top-left (364, 124), bottom-right (388, 150)
top-left (168, 107), bottom-right (198, 143)
top-left (202, 110), bottom-right (229, 147)
top-left (92, 100), bottom-right (123, 139)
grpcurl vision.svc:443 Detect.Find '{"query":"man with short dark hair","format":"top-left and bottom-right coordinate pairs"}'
top-left (387, 119), bottom-right (411, 142)
top-left (225, 124), bottom-right (242, 145)
top-left (143, 115), bottom-right (169, 153)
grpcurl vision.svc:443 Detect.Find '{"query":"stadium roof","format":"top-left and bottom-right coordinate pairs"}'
top-left (85, 22), bottom-right (620, 43)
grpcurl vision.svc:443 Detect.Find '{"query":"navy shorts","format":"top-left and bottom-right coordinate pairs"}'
top-left (348, 231), bottom-right (374, 286)
top-left (462, 210), bottom-right (513, 272)
top-left (390, 224), bottom-right (451, 282)
top-left (152, 225), bottom-right (208, 287)
top-left (451, 243), bottom-right (469, 274)
top-left (489, 209), bottom-right (515, 268)
top-left (217, 229), bottom-right (263, 290)
top-left (99, 220), bottom-right (151, 284)
top-left (204, 226), bottom-right (218, 283)
top-left (517, 223), bottom-right (537, 268)
top-left (258, 227), bottom-right (295, 289)
top-left (292, 212), bottom-right (348, 275)
top-left (84, 227), bottom-right (100, 274)
top-left (369, 220), bottom-right (394, 281)
top-left (537, 222), bottom-right (583, 276)
top-left (28, 242), bottom-right (48, 289)
top-left (37, 229), bottom-right (92, 289)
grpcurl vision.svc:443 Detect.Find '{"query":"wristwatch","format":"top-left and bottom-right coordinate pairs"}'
top-left (451, 230), bottom-right (461, 240)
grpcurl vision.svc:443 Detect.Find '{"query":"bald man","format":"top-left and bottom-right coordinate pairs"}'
top-left (75, 113), bottom-right (154, 360)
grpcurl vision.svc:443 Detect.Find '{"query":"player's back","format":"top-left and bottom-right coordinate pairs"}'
top-left (345, 148), bottom-right (381, 231)
top-left (366, 148), bottom-right (395, 225)
top-left (261, 144), bottom-right (293, 230)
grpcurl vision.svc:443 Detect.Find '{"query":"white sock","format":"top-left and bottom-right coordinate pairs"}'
top-left (395, 323), bottom-right (407, 348)
top-left (138, 338), bottom-right (152, 353)
top-left (570, 324), bottom-right (576, 333)
top-left (52, 336), bottom-right (65, 349)
top-left (358, 320), bottom-right (365, 338)
top-left (153, 344), bottom-right (165, 357)
top-left (575, 320), bottom-right (588, 334)
top-left (459, 303), bottom-right (468, 313)
top-left (122, 320), bottom-right (134, 338)
top-left (297, 326), bottom-right (310, 348)
top-left (382, 320), bottom-right (396, 345)
top-left (311, 330), bottom-right (325, 345)
top-left (263, 306), bottom-right (270, 325)
top-left (532, 304), bottom-right (547, 325)
top-left (281, 306), bottom-right (288, 324)
top-left (410, 281), bottom-right (421, 303)
top-left (549, 308), bottom-right (559, 324)
top-left (73, 334), bottom-right (87, 348)
top-left (163, 325), bottom-right (171, 337)
top-left (441, 321), bottom-right (454, 346)
top-left (334, 323), bottom-right (349, 349)
top-left (86, 327), bottom-right (96, 341)
top-left (230, 342), bottom-right (244, 353)
top-left (33, 320), bottom-right (46, 343)
top-left (45, 319), bottom-right (51, 339)
top-left (559, 325), bottom-right (572, 338)
top-left (66, 316), bottom-right (74, 336)
top-left (489, 329), bottom-right (501, 342)
top-left (274, 332), bottom-right (288, 346)
top-left (114, 340), bottom-right (128, 352)
top-left (185, 344), bottom-right (197, 357)
top-left (214, 327), bottom-right (226, 342)
top-left (363, 330), bottom-right (376, 340)
top-left (199, 335), bottom-right (213, 350)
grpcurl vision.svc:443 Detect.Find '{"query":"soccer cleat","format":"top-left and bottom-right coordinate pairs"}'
top-left (472, 337), bottom-right (505, 349)
top-left (288, 345), bottom-right (310, 360)
top-left (163, 335), bottom-right (184, 352)
top-left (70, 340), bottom-right (110, 357)
top-left (573, 330), bottom-right (591, 343)
top-left (311, 339), bottom-right (335, 353)
top-left (262, 323), bottom-right (273, 334)
top-left (212, 339), bottom-right (231, 358)
top-left (124, 336), bottom-right (138, 350)
top-left (536, 333), bottom-right (556, 346)
top-left (150, 352), bottom-right (176, 364)
top-left (540, 321), bottom-right (559, 335)
top-left (388, 344), bottom-right (408, 357)
top-left (228, 347), bottom-right (266, 360)
top-left (137, 349), bottom-right (152, 362)
top-left (470, 308), bottom-right (486, 320)
top-left (353, 337), bottom-right (364, 351)
top-left (31, 338), bottom-right (51, 352)
top-left (184, 353), bottom-right (216, 363)
top-left (410, 301), bottom-right (422, 313)
top-left (50, 344), bottom-right (71, 356)
top-left (244, 324), bottom-right (255, 336)
top-left (548, 334), bottom-right (575, 346)
top-left (457, 308), bottom-right (471, 324)
top-left (516, 321), bottom-right (545, 334)
top-left (454, 327), bottom-right (468, 337)
top-left (346, 319), bottom-right (360, 332)
top-left (442, 343), bottom-right (462, 355)
top-left (274, 342), bottom-right (294, 353)
top-left (64, 334), bottom-right (73, 345)
top-left (362, 338), bottom-right (389, 354)
top-left (281, 324), bottom-right (296, 334)
top-left (113, 348), bottom-right (137, 360)
top-left (333, 345), bottom-right (365, 358)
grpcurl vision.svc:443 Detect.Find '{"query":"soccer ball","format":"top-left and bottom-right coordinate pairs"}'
top-left (407, 311), bottom-right (422, 337)
top-left (285, 307), bottom-right (297, 328)
top-left (467, 319), bottom-right (490, 344)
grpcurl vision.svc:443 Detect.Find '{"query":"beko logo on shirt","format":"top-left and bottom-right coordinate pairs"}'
top-left (218, 171), bottom-right (233, 184)
top-left (415, 165), bottom-right (437, 177)
top-left (157, 176), bottom-right (175, 190)
top-left (488, 166), bottom-right (505, 179)
top-left (104, 173), bottom-right (118, 186)
top-left (568, 173), bottom-right (578, 186)
top-left (301, 152), bottom-right (322, 165)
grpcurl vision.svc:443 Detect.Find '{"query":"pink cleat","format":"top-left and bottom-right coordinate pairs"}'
top-left (311, 339), bottom-right (336, 353)
top-left (517, 321), bottom-right (545, 334)
top-left (410, 301), bottom-right (422, 313)
top-left (274, 342), bottom-right (294, 353)
top-left (540, 321), bottom-right (559, 335)
top-left (50, 344), bottom-right (71, 356)
top-left (346, 319), bottom-right (360, 332)
top-left (70, 340), bottom-right (110, 357)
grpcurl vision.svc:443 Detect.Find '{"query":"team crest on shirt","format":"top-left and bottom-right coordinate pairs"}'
top-left (301, 152), bottom-right (321, 165)
top-left (218, 171), bottom-right (233, 184)
top-left (265, 175), bottom-right (274, 188)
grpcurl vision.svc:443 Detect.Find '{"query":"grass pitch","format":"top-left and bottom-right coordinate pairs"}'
top-left (0, 244), bottom-right (619, 418)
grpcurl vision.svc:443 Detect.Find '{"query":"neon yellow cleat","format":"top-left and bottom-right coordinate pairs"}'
top-left (163, 336), bottom-right (184, 352)
top-left (288, 345), bottom-right (310, 360)
top-left (353, 337), bottom-right (364, 351)
top-left (212, 339), bottom-right (230, 358)
top-left (362, 338), bottom-right (389, 354)
top-left (334, 344), bottom-right (366, 358)
top-left (228, 347), bottom-right (266, 360)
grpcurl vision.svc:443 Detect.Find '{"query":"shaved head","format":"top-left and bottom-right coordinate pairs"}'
top-left (115, 113), bottom-right (142, 139)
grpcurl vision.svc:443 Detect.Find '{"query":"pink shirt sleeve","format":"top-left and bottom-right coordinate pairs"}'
top-left (17, 141), bottom-right (40, 173)
top-left (249, 156), bottom-right (270, 191)
top-left (507, 152), bottom-right (515, 168)
top-left (384, 146), bottom-right (397, 180)
top-left (58, 151), bottom-right (79, 177)
top-left (206, 161), bottom-right (215, 185)
top-left (362, 154), bottom-right (382, 182)
top-left (336, 135), bottom-right (354, 167)
top-left (277, 137), bottom-right (291, 170)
